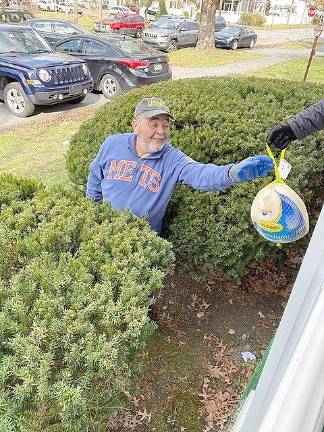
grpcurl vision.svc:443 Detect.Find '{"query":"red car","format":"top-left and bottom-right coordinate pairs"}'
top-left (93, 13), bottom-right (145, 38)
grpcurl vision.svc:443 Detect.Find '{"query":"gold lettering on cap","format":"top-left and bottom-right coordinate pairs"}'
top-left (147, 99), bottom-right (165, 107)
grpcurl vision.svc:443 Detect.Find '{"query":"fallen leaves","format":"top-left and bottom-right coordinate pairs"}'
top-left (190, 293), bottom-right (211, 319)
top-left (199, 338), bottom-right (248, 430)
top-left (242, 260), bottom-right (293, 297)
top-left (107, 395), bottom-right (152, 431)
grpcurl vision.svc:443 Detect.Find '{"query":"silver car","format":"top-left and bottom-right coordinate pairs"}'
top-left (142, 18), bottom-right (199, 52)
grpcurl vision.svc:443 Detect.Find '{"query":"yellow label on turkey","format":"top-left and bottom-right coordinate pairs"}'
top-left (259, 221), bottom-right (283, 232)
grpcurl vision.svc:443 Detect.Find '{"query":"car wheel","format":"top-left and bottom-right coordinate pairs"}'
top-left (100, 73), bottom-right (122, 99)
top-left (249, 38), bottom-right (255, 49)
top-left (4, 82), bottom-right (35, 118)
top-left (67, 95), bottom-right (86, 104)
top-left (135, 28), bottom-right (142, 38)
top-left (168, 39), bottom-right (178, 52)
top-left (231, 40), bottom-right (238, 50)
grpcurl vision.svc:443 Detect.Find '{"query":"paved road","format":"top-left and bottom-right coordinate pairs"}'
top-left (0, 28), bottom-right (322, 129)
top-left (255, 27), bottom-right (314, 46)
top-left (0, 92), bottom-right (107, 129)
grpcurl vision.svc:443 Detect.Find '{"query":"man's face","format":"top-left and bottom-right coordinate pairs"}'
top-left (132, 114), bottom-right (171, 156)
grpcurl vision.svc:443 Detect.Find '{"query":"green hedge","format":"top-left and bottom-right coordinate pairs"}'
top-left (66, 77), bottom-right (324, 278)
top-left (0, 174), bottom-right (43, 207)
top-left (240, 12), bottom-right (266, 26)
top-left (0, 175), bottom-right (174, 432)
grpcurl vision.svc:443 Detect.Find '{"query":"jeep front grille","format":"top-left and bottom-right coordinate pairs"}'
top-left (50, 64), bottom-right (84, 85)
top-left (144, 32), bottom-right (157, 39)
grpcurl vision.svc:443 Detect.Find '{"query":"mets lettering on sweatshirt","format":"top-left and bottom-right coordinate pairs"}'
top-left (107, 160), bottom-right (161, 192)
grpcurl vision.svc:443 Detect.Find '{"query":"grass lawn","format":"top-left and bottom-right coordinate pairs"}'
top-left (246, 57), bottom-right (324, 84)
top-left (168, 47), bottom-right (263, 67)
top-left (279, 40), bottom-right (324, 49)
top-left (0, 119), bottom-right (79, 185)
top-left (253, 24), bottom-right (313, 31)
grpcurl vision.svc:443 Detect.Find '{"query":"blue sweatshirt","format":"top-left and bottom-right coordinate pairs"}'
top-left (86, 133), bottom-right (236, 233)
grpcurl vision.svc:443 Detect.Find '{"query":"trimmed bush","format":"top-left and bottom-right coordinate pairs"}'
top-left (240, 12), bottom-right (266, 26)
top-left (0, 174), bottom-right (43, 207)
top-left (0, 178), bottom-right (174, 431)
top-left (66, 77), bottom-right (324, 278)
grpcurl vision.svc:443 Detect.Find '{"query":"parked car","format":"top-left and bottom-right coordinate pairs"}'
top-left (149, 14), bottom-right (186, 27)
top-left (214, 25), bottom-right (257, 49)
top-left (0, 8), bottom-right (34, 23)
top-left (57, 2), bottom-right (83, 15)
top-left (37, 0), bottom-right (58, 12)
top-left (109, 5), bottom-right (133, 14)
top-left (93, 13), bottom-right (144, 38)
top-left (0, 24), bottom-right (93, 117)
top-left (54, 34), bottom-right (171, 99)
top-left (215, 15), bottom-right (226, 32)
top-left (142, 18), bottom-right (199, 51)
top-left (23, 18), bottom-right (90, 45)
top-left (146, 6), bottom-right (158, 21)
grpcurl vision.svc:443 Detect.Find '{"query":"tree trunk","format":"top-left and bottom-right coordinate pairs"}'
top-left (196, 0), bottom-right (218, 49)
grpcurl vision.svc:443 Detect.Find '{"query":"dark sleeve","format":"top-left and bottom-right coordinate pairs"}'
top-left (287, 99), bottom-right (324, 140)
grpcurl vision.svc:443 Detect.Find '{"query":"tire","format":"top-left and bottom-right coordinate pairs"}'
top-left (168, 39), bottom-right (178, 52)
top-left (100, 73), bottom-right (122, 99)
top-left (231, 40), bottom-right (238, 50)
top-left (135, 28), bottom-right (142, 38)
top-left (249, 38), bottom-right (255, 49)
top-left (67, 95), bottom-right (86, 104)
top-left (4, 82), bottom-right (35, 118)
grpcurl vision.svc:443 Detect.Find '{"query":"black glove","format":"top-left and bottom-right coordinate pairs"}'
top-left (266, 123), bottom-right (297, 150)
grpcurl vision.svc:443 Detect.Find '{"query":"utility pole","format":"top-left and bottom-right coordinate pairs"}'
top-left (73, 0), bottom-right (78, 23)
top-left (99, 0), bottom-right (103, 27)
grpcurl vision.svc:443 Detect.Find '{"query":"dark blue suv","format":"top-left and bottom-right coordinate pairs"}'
top-left (0, 24), bottom-right (93, 117)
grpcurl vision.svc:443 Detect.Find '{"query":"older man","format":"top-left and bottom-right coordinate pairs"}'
top-left (86, 97), bottom-right (274, 233)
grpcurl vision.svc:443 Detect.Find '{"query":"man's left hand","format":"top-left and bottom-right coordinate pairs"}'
top-left (229, 156), bottom-right (274, 182)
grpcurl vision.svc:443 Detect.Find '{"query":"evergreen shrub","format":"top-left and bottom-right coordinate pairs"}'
top-left (0, 180), bottom-right (174, 432)
top-left (0, 174), bottom-right (43, 207)
top-left (240, 12), bottom-right (266, 26)
top-left (66, 77), bottom-right (324, 278)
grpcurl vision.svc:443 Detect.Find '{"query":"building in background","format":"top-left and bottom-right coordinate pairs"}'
top-left (3, 0), bottom-right (314, 24)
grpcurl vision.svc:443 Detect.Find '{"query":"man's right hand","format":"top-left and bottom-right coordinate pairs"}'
top-left (266, 123), bottom-right (297, 150)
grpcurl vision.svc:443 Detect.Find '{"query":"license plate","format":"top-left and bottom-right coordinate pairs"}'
top-left (154, 63), bottom-right (162, 71)
top-left (69, 84), bottom-right (82, 96)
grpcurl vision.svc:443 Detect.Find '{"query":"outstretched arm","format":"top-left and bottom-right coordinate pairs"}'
top-left (267, 99), bottom-right (324, 149)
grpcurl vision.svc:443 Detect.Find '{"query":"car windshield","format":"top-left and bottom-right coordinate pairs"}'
top-left (155, 20), bottom-right (180, 30)
top-left (105, 13), bottom-right (120, 21)
top-left (153, 16), bottom-right (168, 25)
top-left (106, 38), bottom-right (157, 55)
top-left (70, 22), bottom-right (90, 33)
top-left (219, 26), bottom-right (241, 35)
top-left (0, 29), bottom-right (53, 54)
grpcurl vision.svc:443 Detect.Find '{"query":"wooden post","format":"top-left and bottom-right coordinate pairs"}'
top-left (303, 36), bottom-right (319, 82)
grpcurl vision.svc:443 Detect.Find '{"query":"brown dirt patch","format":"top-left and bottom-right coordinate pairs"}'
top-left (109, 261), bottom-right (296, 431)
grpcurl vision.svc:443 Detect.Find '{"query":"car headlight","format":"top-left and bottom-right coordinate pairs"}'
top-left (38, 68), bottom-right (51, 82)
top-left (82, 64), bottom-right (89, 75)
